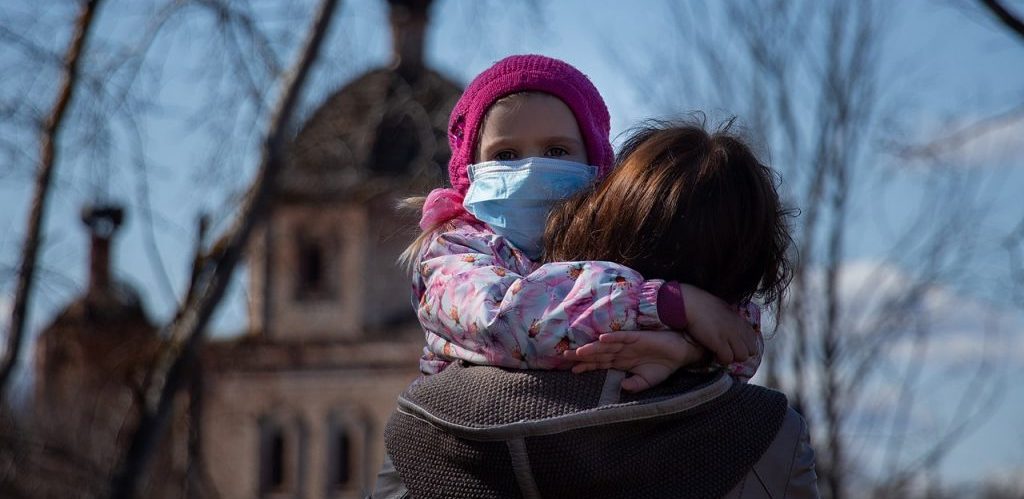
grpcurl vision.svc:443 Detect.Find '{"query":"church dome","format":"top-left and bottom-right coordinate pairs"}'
top-left (43, 205), bottom-right (154, 335)
top-left (35, 205), bottom-right (158, 383)
top-left (280, 0), bottom-right (461, 202)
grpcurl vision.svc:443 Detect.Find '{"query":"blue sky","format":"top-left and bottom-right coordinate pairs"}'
top-left (2, 0), bottom-right (1023, 489)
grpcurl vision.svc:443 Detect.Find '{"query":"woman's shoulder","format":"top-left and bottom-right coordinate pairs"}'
top-left (723, 407), bottom-right (819, 499)
top-left (385, 365), bottom-right (803, 498)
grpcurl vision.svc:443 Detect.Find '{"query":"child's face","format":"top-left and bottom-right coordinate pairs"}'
top-left (475, 93), bottom-right (588, 165)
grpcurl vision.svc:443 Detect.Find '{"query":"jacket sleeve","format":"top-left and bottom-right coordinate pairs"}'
top-left (415, 221), bottom-right (667, 373)
top-left (787, 410), bottom-right (820, 499)
top-left (727, 302), bottom-right (764, 383)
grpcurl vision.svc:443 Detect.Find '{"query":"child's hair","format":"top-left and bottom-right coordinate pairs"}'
top-left (397, 195), bottom-right (433, 271)
top-left (544, 119), bottom-right (795, 312)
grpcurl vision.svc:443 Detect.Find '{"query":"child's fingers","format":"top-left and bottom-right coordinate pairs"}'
top-left (621, 375), bottom-right (652, 393)
top-left (575, 341), bottom-right (624, 357)
top-left (726, 336), bottom-right (749, 363)
top-left (572, 347), bottom-right (625, 364)
top-left (722, 316), bottom-right (757, 362)
top-left (571, 363), bottom-right (592, 374)
top-left (711, 338), bottom-right (735, 365)
top-left (741, 330), bottom-right (758, 358)
top-left (598, 331), bottom-right (643, 344)
top-left (731, 329), bottom-right (756, 361)
top-left (572, 353), bottom-right (619, 364)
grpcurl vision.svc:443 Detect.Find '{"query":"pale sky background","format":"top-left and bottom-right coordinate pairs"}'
top-left (1, 0), bottom-right (1023, 490)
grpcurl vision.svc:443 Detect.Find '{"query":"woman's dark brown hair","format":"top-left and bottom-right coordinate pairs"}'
top-left (544, 119), bottom-right (794, 311)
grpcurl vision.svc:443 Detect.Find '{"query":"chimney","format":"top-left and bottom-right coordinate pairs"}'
top-left (81, 205), bottom-right (124, 296)
top-left (387, 0), bottom-right (432, 80)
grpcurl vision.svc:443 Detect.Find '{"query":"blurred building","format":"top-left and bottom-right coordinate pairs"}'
top-left (31, 206), bottom-right (190, 498)
top-left (30, 0), bottom-right (458, 498)
top-left (198, 0), bottom-right (459, 497)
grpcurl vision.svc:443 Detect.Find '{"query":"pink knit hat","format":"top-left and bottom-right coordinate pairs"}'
top-left (419, 54), bottom-right (614, 230)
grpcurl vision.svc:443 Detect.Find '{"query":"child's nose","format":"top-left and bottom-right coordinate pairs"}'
top-left (522, 147), bottom-right (548, 159)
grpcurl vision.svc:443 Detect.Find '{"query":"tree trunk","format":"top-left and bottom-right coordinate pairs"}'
top-left (0, 0), bottom-right (104, 403)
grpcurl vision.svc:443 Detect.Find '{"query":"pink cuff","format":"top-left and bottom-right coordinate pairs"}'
top-left (657, 281), bottom-right (688, 330)
top-left (637, 280), bottom-right (667, 330)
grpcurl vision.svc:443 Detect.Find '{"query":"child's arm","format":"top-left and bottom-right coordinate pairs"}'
top-left (568, 301), bottom-right (765, 387)
top-left (416, 220), bottom-right (759, 373)
top-left (416, 220), bottom-right (664, 372)
top-left (659, 282), bottom-right (760, 365)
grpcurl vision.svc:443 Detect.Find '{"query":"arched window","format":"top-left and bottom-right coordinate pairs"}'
top-left (299, 241), bottom-right (324, 293)
top-left (294, 232), bottom-right (335, 301)
top-left (331, 427), bottom-right (351, 487)
top-left (327, 410), bottom-right (371, 495)
top-left (259, 419), bottom-right (286, 493)
top-left (258, 415), bottom-right (308, 497)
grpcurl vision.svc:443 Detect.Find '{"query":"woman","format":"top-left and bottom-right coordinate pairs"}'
top-left (375, 120), bottom-right (817, 499)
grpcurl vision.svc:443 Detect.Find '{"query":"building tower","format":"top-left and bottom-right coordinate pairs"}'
top-left (247, 0), bottom-right (457, 340)
top-left (200, 1), bottom-right (461, 497)
top-left (35, 205), bottom-right (158, 412)
top-left (30, 205), bottom-right (186, 498)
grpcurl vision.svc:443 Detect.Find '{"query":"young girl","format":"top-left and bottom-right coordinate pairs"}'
top-left (405, 54), bottom-right (761, 381)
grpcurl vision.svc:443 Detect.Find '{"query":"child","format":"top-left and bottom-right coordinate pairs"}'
top-left (558, 120), bottom-right (793, 391)
top-left (405, 55), bottom-right (760, 381)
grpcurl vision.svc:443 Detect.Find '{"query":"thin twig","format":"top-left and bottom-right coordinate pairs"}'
top-left (894, 103), bottom-right (1024, 160)
top-left (980, 0), bottom-right (1024, 42)
top-left (106, 0), bottom-right (340, 497)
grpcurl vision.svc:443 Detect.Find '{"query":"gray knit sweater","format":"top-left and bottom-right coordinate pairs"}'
top-left (384, 363), bottom-right (790, 499)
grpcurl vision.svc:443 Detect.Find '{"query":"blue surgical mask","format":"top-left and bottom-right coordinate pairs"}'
top-left (463, 157), bottom-right (597, 259)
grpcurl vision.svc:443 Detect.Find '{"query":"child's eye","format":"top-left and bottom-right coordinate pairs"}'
top-left (545, 147), bottom-right (569, 157)
top-left (494, 150), bottom-right (517, 161)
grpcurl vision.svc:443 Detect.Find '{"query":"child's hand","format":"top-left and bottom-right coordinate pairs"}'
top-left (679, 284), bottom-right (758, 365)
top-left (563, 331), bottom-right (706, 393)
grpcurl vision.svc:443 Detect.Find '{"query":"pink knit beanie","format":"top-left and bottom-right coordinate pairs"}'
top-left (419, 54), bottom-right (614, 230)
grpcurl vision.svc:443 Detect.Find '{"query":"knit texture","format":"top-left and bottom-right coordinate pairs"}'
top-left (447, 54), bottom-right (614, 192)
top-left (385, 363), bottom-right (789, 499)
top-left (384, 413), bottom-right (521, 499)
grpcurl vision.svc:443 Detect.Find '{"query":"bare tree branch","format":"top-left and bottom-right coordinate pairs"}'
top-left (1005, 216), bottom-right (1024, 307)
top-left (0, 0), bottom-right (104, 402)
top-left (980, 0), bottom-right (1024, 42)
top-left (894, 102), bottom-right (1024, 161)
top-left (107, 0), bottom-right (341, 497)
top-left (643, 2), bottom-right (1011, 496)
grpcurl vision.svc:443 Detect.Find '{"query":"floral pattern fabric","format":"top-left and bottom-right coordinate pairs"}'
top-left (412, 218), bottom-right (762, 381)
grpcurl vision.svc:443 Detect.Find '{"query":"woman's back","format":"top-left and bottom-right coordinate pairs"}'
top-left (380, 363), bottom-right (816, 499)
